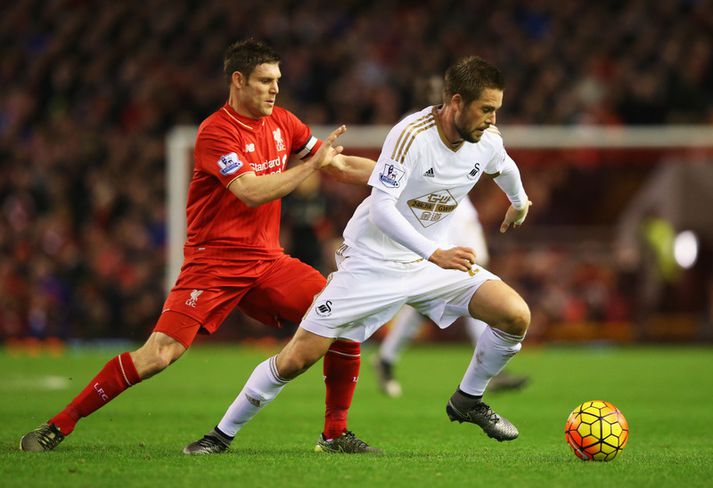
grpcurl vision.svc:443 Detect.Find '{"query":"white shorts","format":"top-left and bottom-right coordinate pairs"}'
top-left (301, 248), bottom-right (500, 342)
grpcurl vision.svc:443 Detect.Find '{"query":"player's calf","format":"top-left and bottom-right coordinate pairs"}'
top-left (276, 328), bottom-right (334, 379)
top-left (495, 297), bottom-right (530, 337)
top-left (371, 355), bottom-right (402, 398)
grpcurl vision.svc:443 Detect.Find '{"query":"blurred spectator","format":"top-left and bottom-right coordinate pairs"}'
top-left (1, 0), bottom-right (711, 340)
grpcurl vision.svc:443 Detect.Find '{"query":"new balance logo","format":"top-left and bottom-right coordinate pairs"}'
top-left (245, 143), bottom-right (255, 153)
top-left (423, 168), bottom-right (435, 177)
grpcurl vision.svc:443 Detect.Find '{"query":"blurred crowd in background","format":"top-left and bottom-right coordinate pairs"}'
top-left (1, 0), bottom-right (712, 343)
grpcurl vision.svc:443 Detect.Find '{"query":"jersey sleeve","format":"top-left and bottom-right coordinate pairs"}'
top-left (484, 127), bottom-right (528, 209)
top-left (367, 121), bottom-right (418, 199)
top-left (483, 126), bottom-right (510, 176)
top-left (194, 124), bottom-right (254, 187)
top-left (284, 110), bottom-right (322, 160)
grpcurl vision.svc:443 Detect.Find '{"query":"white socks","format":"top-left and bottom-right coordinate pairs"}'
top-left (463, 317), bottom-right (488, 345)
top-left (217, 356), bottom-right (289, 437)
top-left (459, 326), bottom-right (524, 397)
top-left (381, 307), bottom-right (521, 398)
top-left (381, 308), bottom-right (492, 365)
top-left (379, 305), bottom-right (423, 363)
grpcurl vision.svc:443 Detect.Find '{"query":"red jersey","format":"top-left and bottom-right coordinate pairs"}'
top-left (186, 102), bottom-right (321, 260)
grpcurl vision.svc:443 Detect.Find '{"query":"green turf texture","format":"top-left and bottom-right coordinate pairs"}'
top-left (1, 344), bottom-right (712, 487)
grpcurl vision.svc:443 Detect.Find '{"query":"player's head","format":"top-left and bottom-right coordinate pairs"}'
top-left (443, 56), bottom-right (505, 143)
top-left (224, 39), bottom-right (282, 118)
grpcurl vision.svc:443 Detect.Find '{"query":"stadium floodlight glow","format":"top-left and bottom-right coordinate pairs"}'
top-left (674, 230), bottom-right (698, 269)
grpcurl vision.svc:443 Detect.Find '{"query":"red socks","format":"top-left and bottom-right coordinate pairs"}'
top-left (48, 343), bottom-right (360, 439)
top-left (323, 340), bottom-right (360, 439)
top-left (50, 352), bottom-right (141, 435)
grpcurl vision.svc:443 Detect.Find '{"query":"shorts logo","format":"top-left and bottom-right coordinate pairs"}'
top-left (315, 300), bottom-right (333, 317)
top-left (217, 153), bottom-right (243, 176)
top-left (379, 163), bottom-right (405, 188)
top-left (185, 289), bottom-right (203, 308)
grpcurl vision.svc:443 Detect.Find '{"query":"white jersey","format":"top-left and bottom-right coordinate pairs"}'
top-left (343, 106), bottom-right (510, 262)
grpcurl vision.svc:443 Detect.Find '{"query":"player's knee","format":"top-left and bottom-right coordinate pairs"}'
top-left (279, 353), bottom-right (313, 379)
top-left (503, 299), bottom-right (530, 337)
top-left (277, 329), bottom-right (333, 379)
top-left (276, 348), bottom-right (322, 380)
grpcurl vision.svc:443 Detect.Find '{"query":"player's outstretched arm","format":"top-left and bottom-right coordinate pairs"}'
top-left (322, 155), bottom-right (376, 185)
top-left (227, 125), bottom-right (345, 207)
top-left (491, 154), bottom-right (530, 232)
top-left (309, 125), bottom-right (347, 169)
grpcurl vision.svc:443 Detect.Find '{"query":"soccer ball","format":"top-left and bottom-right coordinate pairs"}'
top-left (564, 400), bottom-right (629, 461)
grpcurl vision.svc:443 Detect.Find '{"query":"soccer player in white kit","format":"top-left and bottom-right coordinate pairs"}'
top-left (185, 56), bottom-right (532, 451)
top-left (374, 197), bottom-right (529, 397)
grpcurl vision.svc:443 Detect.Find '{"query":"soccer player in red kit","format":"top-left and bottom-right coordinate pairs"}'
top-left (20, 39), bottom-right (378, 454)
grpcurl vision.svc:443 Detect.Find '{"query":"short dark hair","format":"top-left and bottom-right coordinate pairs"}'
top-left (223, 39), bottom-right (281, 85)
top-left (443, 56), bottom-right (505, 105)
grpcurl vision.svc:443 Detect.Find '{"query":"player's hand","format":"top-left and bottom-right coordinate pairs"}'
top-left (313, 125), bottom-right (346, 169)
top-left (500, 200), bottom-right (532, 233)
top-left (428, 246), bottom-right (477, 272)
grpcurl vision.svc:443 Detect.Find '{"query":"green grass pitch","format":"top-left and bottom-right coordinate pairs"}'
top-left (1, 344), bottom-right (712, 487)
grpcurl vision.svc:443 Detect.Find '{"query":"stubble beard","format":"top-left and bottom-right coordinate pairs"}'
top-left (455, 122), bottom-right (480, 143)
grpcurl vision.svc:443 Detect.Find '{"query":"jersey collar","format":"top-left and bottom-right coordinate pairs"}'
top-left (222, 102), bottom-right (265, 130)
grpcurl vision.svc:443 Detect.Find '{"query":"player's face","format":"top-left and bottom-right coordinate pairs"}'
top-left (238, 63), bottom-right (281, 118)
top-left (454, 88), bottom-right (503, 143)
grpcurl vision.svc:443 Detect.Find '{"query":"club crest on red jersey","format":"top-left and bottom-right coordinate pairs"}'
top-left (273, 128), bottom-right (286, 151)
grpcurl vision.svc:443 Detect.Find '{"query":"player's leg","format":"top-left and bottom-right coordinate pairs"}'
top-left (322, 339), bottom-right (361, 439)
top-left (374, 305), bottom-right (424, 397)
top-left (462, 316), bottom-right (529, 392)
top-left (185, 253), bottom-right (397, 455)
top-left (236, 255), bottom-right (363, 444)
top-left (446, 280), bottom-right (529, 441)
top-left (462, 316), bottom-right (487, 344)
top-left (20, 312), bottom-right (198, 451)
top-left (461, 280), bottom-right (529, 394)
top-left (184, 327), bottom-right (335, 454)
